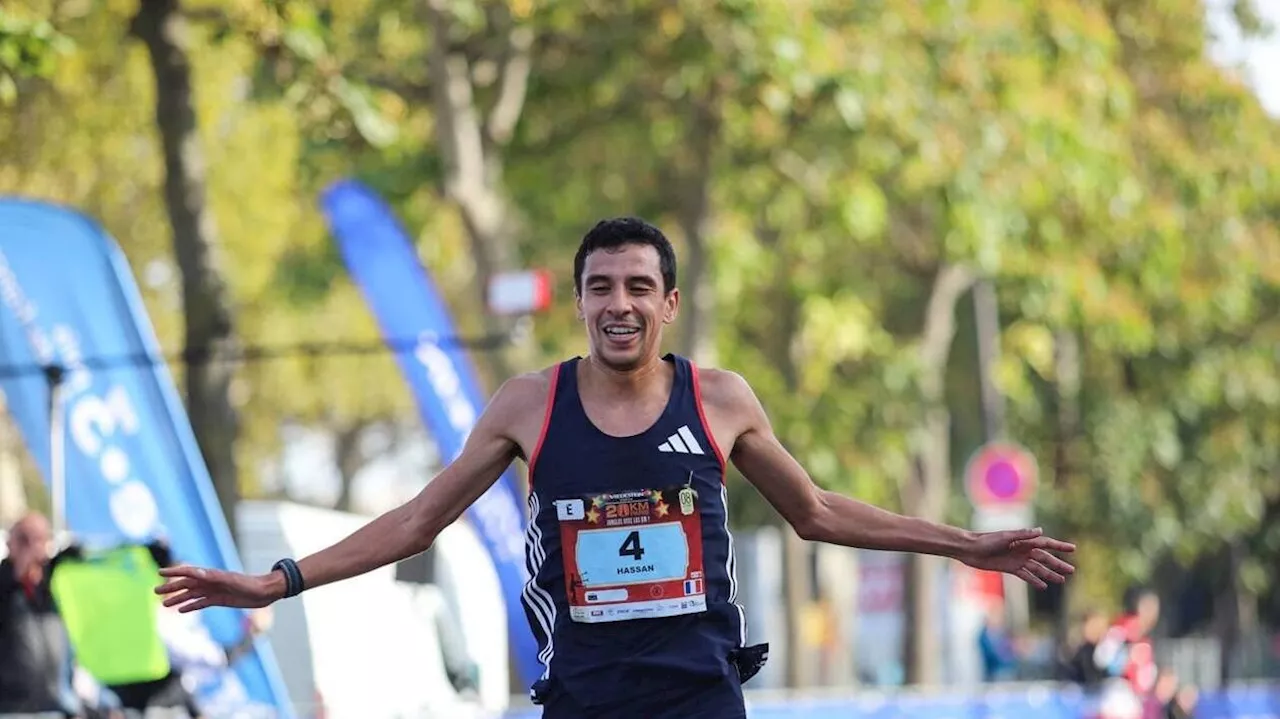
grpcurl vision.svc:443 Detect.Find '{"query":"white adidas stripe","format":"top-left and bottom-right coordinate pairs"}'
top-left (669, 431), bottom-right (689, 453)
top-left (720, 483), bottom-right (747, 646)
top-left (522, 493), bottom-right (558, 679)
top-left (525, 494), bottom-right (556, 677)
top-left (678, 425), bottom-right (704, 454)
top-left (658, 425), bottom-right (705, 454)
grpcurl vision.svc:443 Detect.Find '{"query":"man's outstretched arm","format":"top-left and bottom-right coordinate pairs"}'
top-left (708, 370), bottom-right (1074, 588)
top-left (274, 377), bottom-right (523, 595)
top-left (157, 375), bottom-right (542, 611)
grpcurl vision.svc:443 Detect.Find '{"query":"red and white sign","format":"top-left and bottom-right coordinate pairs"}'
top-left (965, 441), bottom-right (1037, 531)
top-left (487, 270), bottom-right (552, 316)
top-left (965, 441), bottom-right (1037, 508)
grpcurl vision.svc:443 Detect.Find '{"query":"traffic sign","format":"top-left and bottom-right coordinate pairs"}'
top-left (965, 442), bottom-right (1037, 531)
top-left (965, 441), bottom-right (1037, 508)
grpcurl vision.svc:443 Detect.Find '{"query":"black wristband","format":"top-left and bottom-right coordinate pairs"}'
top-left (271, 558), bottom-right (305, 598)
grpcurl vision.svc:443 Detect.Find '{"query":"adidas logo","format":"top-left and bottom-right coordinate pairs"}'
top-left (658, 425), bottom-right (705, 455)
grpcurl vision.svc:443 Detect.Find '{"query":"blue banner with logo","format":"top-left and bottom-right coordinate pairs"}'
top-left (319, 179), bottom-right (541, 687)
top-left (0, 198), bottom-right (292, 718)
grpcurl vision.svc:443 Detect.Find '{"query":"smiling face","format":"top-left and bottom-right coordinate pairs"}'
top-left (576, 243), bottom-right (679, 372)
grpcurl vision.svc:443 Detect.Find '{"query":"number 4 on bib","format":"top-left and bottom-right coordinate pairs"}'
top-left (557, 488), bottom-right (707, 624)
top-left (618, 531), bottom-right (645, 561)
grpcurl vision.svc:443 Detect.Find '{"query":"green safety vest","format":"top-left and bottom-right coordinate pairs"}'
top-left (49, 544), bottom-right (171, 685)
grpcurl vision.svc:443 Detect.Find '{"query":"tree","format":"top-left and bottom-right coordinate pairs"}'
top-left (0, 10), bottom-right (72, 106)
top-left (131, 0), bottom-right (243, 534)
top-left (994, 0), bottom-right (1280, 654)
top-left (505, 0), bottom-right (743, 365)
top-left (0, 0), bottom-right (418, 521)
top-left (702, 0), bottom-right (1169, 683)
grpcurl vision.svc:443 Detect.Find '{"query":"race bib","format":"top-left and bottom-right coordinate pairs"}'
top-left (556, 486), bottom-right (707, 623)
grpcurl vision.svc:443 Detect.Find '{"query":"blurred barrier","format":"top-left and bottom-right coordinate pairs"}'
top-left (503, 683), bottom-right (1280, 719)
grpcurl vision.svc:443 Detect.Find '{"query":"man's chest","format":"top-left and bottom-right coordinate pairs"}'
top-left (518, 411), bottom-right (735, 474)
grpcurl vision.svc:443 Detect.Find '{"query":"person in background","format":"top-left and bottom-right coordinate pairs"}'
top-left (977, 601), bottom-right (1018, 680)
top-left (1100, 588), bottom-right (1161, 698)
top-left (106, 540), bottom-right (272, 718)
top-left (1147, 668), bottom-right (1199, 719)
top-left (1065, 609), bottom-right (1115, 688)
top-left (978, 604), bottom-right (1020, 682)
top-left (0, 513), bottom-right (122, 719)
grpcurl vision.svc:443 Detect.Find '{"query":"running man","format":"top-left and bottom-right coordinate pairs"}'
top-left (156, 217), bottom-right (1076, 718)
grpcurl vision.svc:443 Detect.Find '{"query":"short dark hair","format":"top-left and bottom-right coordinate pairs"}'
top-left (573, 217), bottom-right (677, 294)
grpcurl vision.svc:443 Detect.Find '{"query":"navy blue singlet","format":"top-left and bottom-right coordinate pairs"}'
top-left (521, 355), bottom-right (766, 719)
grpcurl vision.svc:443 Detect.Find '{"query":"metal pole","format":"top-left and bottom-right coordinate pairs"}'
top-left (972, 281), bottom-right (1030, 633)
top-left (44, 365), bottom-right (66, 537)
top-left (972, 280), bottom-right (1006, 441)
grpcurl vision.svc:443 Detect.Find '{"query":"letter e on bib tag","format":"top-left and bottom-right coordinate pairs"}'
top-left (557, 487), bottom-right (707, 623)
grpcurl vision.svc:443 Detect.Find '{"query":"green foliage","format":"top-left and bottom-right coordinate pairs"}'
top-left (0, 0), bottom-right (413, 499)
top-left (0, 7), bottom-right (73, 105)
top-left (996, 0), bottom-right (1280, 603)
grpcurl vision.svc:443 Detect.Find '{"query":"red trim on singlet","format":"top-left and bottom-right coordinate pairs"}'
top-left (690, 362), bottom-right (727, 481)
top-left (525, 363), bottom-right (560, 493)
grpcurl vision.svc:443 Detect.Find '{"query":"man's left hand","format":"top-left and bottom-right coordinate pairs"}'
top-left (957, 528), bottom-right (1076, 589)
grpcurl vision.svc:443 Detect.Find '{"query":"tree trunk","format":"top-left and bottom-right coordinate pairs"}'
top-left (670, 90), bottom-right (722, 365)
top-left (901, 264), bottom-right (976, 686)
top-left (751, 222), bottom-right (819, 688)
top-left (1052, 328), bottom-right (1082, 646)
top-left (424, 0), bottom-right (534, 387)
top-left (972, 280), bottom-right (1005, 441)
top-left (132, 0), bottom-right (242, 539)
top-left (1217, 539), bottom-right (1250, 686)
top-left (783, 526), bottom-right (815, 688)
top-left (773, 289), bottom-right (812, 687)
top-left (973, 280), bottom-right (1032, 635)
top-left (1051, 329), bottom-right (1081, 492)
top-left (333, 423), bottom-right (364, 513)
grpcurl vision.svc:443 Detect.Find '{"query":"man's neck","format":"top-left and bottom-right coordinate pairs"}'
top-left (581, 353), bottom-right (669, 399)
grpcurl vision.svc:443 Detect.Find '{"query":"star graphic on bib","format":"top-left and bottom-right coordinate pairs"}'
top-left (586, 507), bottom-right (601, 524)
top-left (655, 501), bottom-right (670, 518)
top-left (591, 495), bottom-right (606, 509)
top-left (649, 489), bottom-right (664, 503)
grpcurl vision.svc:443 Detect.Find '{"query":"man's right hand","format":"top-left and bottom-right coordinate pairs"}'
top-left (155, 565), bottom-right (284, 612)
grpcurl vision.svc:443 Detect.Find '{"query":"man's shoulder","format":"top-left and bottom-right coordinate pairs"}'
top-left (690, 364), bottom-right (756, 411)
top-left (491, 364), bottom-right (560, 414)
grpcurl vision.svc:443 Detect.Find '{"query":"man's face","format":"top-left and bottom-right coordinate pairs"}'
top-left (7, 514), bottom-right (52, 579)
top-left (1138, 594), bottom-right (1160, 632)
top-left (576, 243), bottom-right (678, 371)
